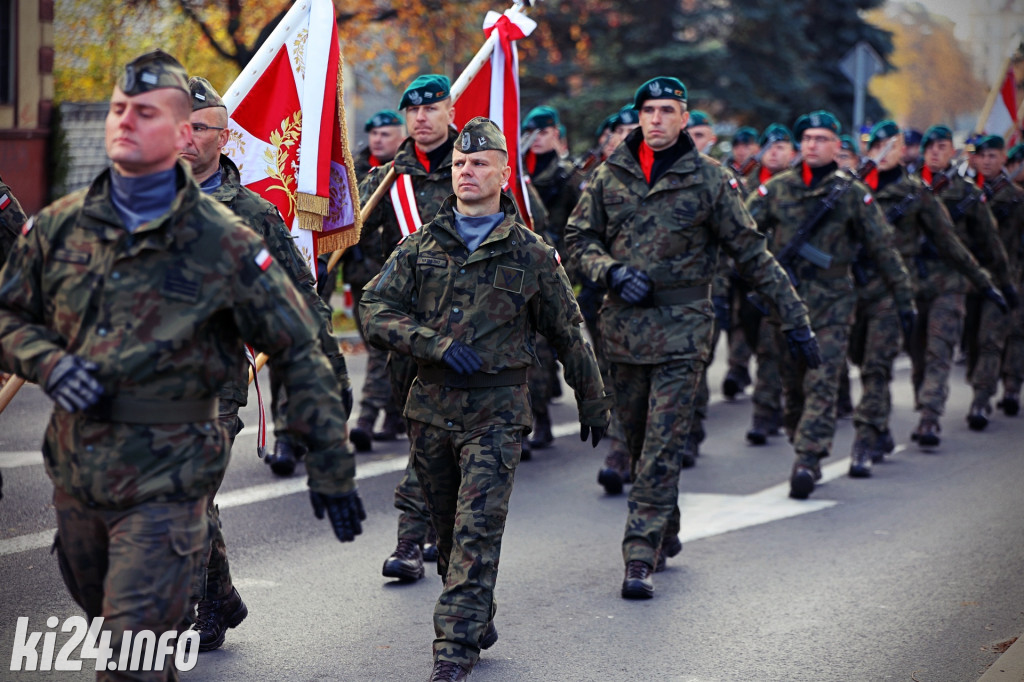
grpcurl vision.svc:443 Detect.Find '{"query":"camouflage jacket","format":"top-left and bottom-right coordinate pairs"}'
top-left (360, 194), bottom-right (608, 431)
top-left (353, 147), bottom-right (379, 180)
top-left (981, 172), bottom-right (1024, 286)
top-left (210, 155), bottom-right (349, 405)
top-left (526, 151), bottom-right (580, 251)
top-left (0, 161), bottom-right (354, 508)
top-left (0, 177), bottom-right (28, 265)
top-left (565, 128), bottom-right (810, 365)
top-left (858, 168), bottom-right (992, 301)
top-left (747, 163), bottom-right (914, 329)
top-left (924, 170), bottom-right (1010, 294)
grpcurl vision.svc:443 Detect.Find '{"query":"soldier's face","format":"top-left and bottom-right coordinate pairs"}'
top-left (452, 149), bottom-right (510, 210)
top-left (528, 126), bottom-right (560, 155)
top-left (603, 123), bottom-right (638, 158)
top-left (871, 136), bottom-right (904, 171)
top-left (799, 128), bottom-right (839, 168)
top-left (762, 141), bottom-right (795, 171)
top-left (368, 125), bottom-right (403, 160)
top-left (732, 141), bottom-right (759, 166)
top-left (688, 125), bottom-right (716, 154)
top-left (639, 100), bottom-right (687, 152)
top-left (181, 107), bottom-right (229, 179)
top-left (106, 87), bottom-right (192, 177)
top-left (405, 101), bottom-right (455, 152)
top-left (924, 139), bottom-right (955, 171)
top-left (976, 149), bottom-right (1006, 178)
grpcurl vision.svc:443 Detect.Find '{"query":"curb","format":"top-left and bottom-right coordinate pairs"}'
top-left (980, 635), bottom-right (1024, 681)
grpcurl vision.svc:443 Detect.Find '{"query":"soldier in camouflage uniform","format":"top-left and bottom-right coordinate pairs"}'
top-left (846, 121), bottom-right (998, 476)
top-left (0, 176), bottom-right (28, 265)
top-left (998, 144), bottom-right (1024, 415)
top-left (567, 77), bottom-right (815, 599)
top-left (347, 109), bottom-right (404, 452)
top-left (361, 117), bottom-right (609, 682)
top-left (912, 125), bottom-right (1012, 447)
top-left (964, 135), bottom-right (1023, 429)
top-left (359, 74), bottom-right (459, 583)
top-left (180, 75), bottom-right (355, 650)
top-left (746, 110), bottom-right (916, 499)
top-left (0, 51), bottom-right (363, 682)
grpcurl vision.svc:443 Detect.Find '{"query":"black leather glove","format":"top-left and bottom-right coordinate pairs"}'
top-left (1001, 284), bottom-right (1020, 311)
top-left (45, 355), bottom-right (104, 412)
top-left (784, 325), bottom-right (822, 369)
top-left (607, 264), bottom-right (653, 306)
top-left (984, 285), bottom-right (1010, 314)
top-left (899, 308), bottom-right (918, 344)
top-left (580, 424), bottom-right (605, 448)
top-left (342, 386), bottom-right (354, 421)
top-left (442, 340), bottom-right (483, 375)
top-left (310, 489), bottom-right (366, 543)
top-left (712, 295), bottom-right (731, 331)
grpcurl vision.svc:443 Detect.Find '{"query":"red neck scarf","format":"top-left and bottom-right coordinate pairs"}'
top-left (525, 151), bottom-right (536, 175)
top-left (801, 162), bottom-right (814, 187)
top-left (976, 174), bottom-right (986, 188)
top-left (415, 145), bottom-right (431, 173)
top-left (369, 154), bottom-right (382, 168)
top-left (638, 141), bottom-right (655, 183)
top-left (863, 167), bottom-right (879, 190)
top-left (759, 166), bottom-right (774, 184)
top-left (921, 165), bottom-right (934, 186)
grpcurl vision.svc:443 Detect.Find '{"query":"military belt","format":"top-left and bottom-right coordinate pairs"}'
top-left (652, 284), bottom-right (711, 306)
top-left (417, 367), bottom-right (528, 389)
top-left (85, 397), bottom-right (220, 424)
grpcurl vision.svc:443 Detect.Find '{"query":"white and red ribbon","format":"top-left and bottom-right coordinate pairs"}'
top-left (389, 173), bottom-right (424, 238)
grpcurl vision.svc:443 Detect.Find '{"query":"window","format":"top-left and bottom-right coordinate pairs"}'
top-left (0, 0), bottom-right (12, 105)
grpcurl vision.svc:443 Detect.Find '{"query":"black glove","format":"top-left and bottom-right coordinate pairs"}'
top-left (45, 355), bottom-right (104, 412)
top-left (712, 295), bottom-right (731, 331)
top-left (607, 265), bottom-right (653, 306)
top-left (784, 325), bottom-right (822, 369)
top-left (1001, 284), bottom-right (1020, 311)
top-left (580, 424), bottom-right (605, 448)
top-left (899, 308), bottom-right (918, 344)
top-left (341, 386), bottom-right (354, 421)
top-left (310, 489), bottom-right (366, 543)
top-left (984, 285), bottom-right (1010, 314)
top-left (442, 340), bottom-right (483, 375)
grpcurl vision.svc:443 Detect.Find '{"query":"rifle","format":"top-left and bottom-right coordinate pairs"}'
top-left (735, 144), bottom-right (768, 177)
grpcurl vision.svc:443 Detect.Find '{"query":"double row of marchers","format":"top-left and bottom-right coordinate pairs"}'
top-left (0, 47), bottom-right (1021, 682)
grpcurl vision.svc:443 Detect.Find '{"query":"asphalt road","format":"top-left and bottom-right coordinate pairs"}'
top-left (1, 338), bottom-right (1023, 682)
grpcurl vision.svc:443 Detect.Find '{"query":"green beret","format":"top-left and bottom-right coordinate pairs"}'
top-left (733, 126), bottom-right (759, 145)
top-left (759, 123), bottom-right (794, 147)
top-left (399, 74), bottom-right (451, 110)
top-left (596, 113), bottom-right (619, 138)
top-left (1008, 143), bottom-right (1024, 164)
top-left (119, 50), bottom-right (189, 97)
top-left (921, 125), bottom-right (953, 152)
top-left (456, 117), bottom-right (507, 154)
top-left (188, 76), bottom-right (225, 111)
top-left (974, 135), bottom-right (1005, 152)
top-left (688, 110), bottom-right (713, 128)
top-left (794, 110), bottom-right (842, 140)
top-left (867, 120), bottom-right (900, 148)
top-left (839, 135), bottom-right (859, 154)
top-left (617, 104), bottom-right (639, 126)
top-left (523, 105), bottom-right (560, 131)
top-left (633, 77), bottom-right (687, 109)
top-left (365, 109), bottom-right (402, 132)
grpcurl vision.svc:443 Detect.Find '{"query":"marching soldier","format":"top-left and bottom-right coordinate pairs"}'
top-left (837, 134), bottom-right (860, 171)
top-left (725, 126), bottom-right (761, 192)
top-left (355, 109), bottom-right (404, 177)
top-left (999, 143), bottom-right (1024, 415)
top-left (567, 77), bottom-right (815, 598)
top-left (847, 121), bottom-right (998, 475)
top-left (746, 110), bottom-right (916, 499)
top-left (964, 135), bottom-right (1023, 429)
top-left (912, 125), bottom-right (1012, 447)
top-left (361, 117), bottom-right (609, 682)
top-left (687, 109), bottom-right (717, 155)
top-left (0, 51), bottom-right (363, 681)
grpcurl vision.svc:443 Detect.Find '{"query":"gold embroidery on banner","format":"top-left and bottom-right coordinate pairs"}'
top-left (263, 111), bottom-right (302, 218)
top-left (293, 29), bottom-right (308, 79)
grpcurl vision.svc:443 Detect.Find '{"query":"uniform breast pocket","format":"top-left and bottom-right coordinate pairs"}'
top-left (602, 192), bottom-right (635, 229)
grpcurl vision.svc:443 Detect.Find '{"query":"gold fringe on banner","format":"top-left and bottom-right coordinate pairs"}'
top-left (334, 55), bottom-right (363, 253)
top-left (296, 191), bottom-right (329, 232)
top-left (316, 230), bottom-right (350, 255)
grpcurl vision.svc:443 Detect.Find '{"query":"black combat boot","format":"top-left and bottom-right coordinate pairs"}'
top-left (655, 534), bottom-right (683, 572)
top-left (621, 560), bottom-right (654, 599)
top-left (913, 417), bottom-right (941, 448)
top-left (382, 538), bottom-right (425, 582)
top-left (428, 660), bottom-right (469, 682)
top-left (528, 410), bottom-right (554, 449)
top-left (349, 416), bottom-right (374, 452)
top-left (374, 412), bottom-right (405, 441)
top-left (422, 526), bottom-right (439, 562)
top-left (722, 366), bottom-right (751, 399)
top-left (848, 434), bottom-right (875, 478)
top-left (746, 413), bottom-right (778, 445)
top-left (875, 429), bottom-right (895, 462)
top-left (480, 621), bottom-right (498, 649)
top-left (789, 456), bottom-right (822, 500)
top-left (998, 392), bottom-right (1020, 416)
top-left (193, 588), bottom-right (248, 652)
top-left (264, 440), bottom-right (303, 477)
top-left (967, 403), bottom-right (990, 431)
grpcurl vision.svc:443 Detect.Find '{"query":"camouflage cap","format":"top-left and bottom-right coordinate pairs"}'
top-left (364, 109), bottom-right (402, 132)
top-left (118, 50), bottom-right (189, 97)
top-left (1008, 143), bottom-right (1024, 164)
top-left (759, 123), bottom-right (794, 147)
top-left (399, 74), bottom-right (451, 110)
top-left (633, 77), bottom-right (687, 109)
top-left (688, 110), bottom-right (713, 128)
top-left (921, 125), bottom-right (953, 152)
top-left (523, 105), bottom-right (560, 131)
top-left (793, 110), bottom-right (842, 139)
top-left (733, 126), bottom-right (759, 145)
top-left (456, 117), bottom-right (507, 154)
top-left (974, 135), bottom-right (1005, 152)
top-left (617, 104), bottom-right (640, 126)
top-left (188, 76), bottom-right (225, 111)
top-left (867, 119), bottom-right (900, 148)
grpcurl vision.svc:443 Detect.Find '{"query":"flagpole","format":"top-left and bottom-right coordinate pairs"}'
top-left (0, 375), bottom-right (26, 415)
top-left (975, 36), bottom-right (1020, 135)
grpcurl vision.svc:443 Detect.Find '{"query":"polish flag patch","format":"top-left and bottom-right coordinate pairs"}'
top-left (0, 194), bottom-right (10, 211)
top-left (728, 177), bottom-right (739, 191)
top-left (21, 217), bottom-right (34, 236)
top-left (757, 184), bottom-right (768, 197)
top-left (254, 248), bottom-right (273, 271)
top-left (863, 193), bottom-right (874, 205)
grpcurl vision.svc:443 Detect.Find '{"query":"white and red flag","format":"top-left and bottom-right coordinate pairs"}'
top-left (981, 66), bottom-right (1019, 143)
top-left (453, 9), bottom-right (537, 226)
top-left (221, 0), bottom-right (361, 276)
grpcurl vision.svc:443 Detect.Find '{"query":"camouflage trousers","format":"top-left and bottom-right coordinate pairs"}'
top-left (612, 359), bottom-right (703, 568)
top-left (1003, 304), bottom-right (1024, 394)
top-left (910, 291), bottom-right (965, 419)
top-left (694, 323), bottom-right (721, 426)
top-left (408, 420), bottom-right (523, 669)
top-left (966, 294), bottom-right (1010, 407)
top-left (583, 299), bottom-right (630, 475)
top-left (389, 352), bottom-right (433, 542)
top-left (849, 294), bottom-right (900, 437)
top-left (527, 336), bottom-right (560, 418)
top-left (774, 321), bottom-right (849, 463)
top-left (353, 287), bottom-right (393, 422)
top-left (53, 487), bottom-right (207, 682)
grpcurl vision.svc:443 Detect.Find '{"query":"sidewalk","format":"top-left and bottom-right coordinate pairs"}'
top-left (980, 635), bottom-right (1024, 682)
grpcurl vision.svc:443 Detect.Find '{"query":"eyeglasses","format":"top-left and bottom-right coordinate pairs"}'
top-left (191, 124), bottom-right (226, 133)
top-left (801, 134), bottom-right (837, 145)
